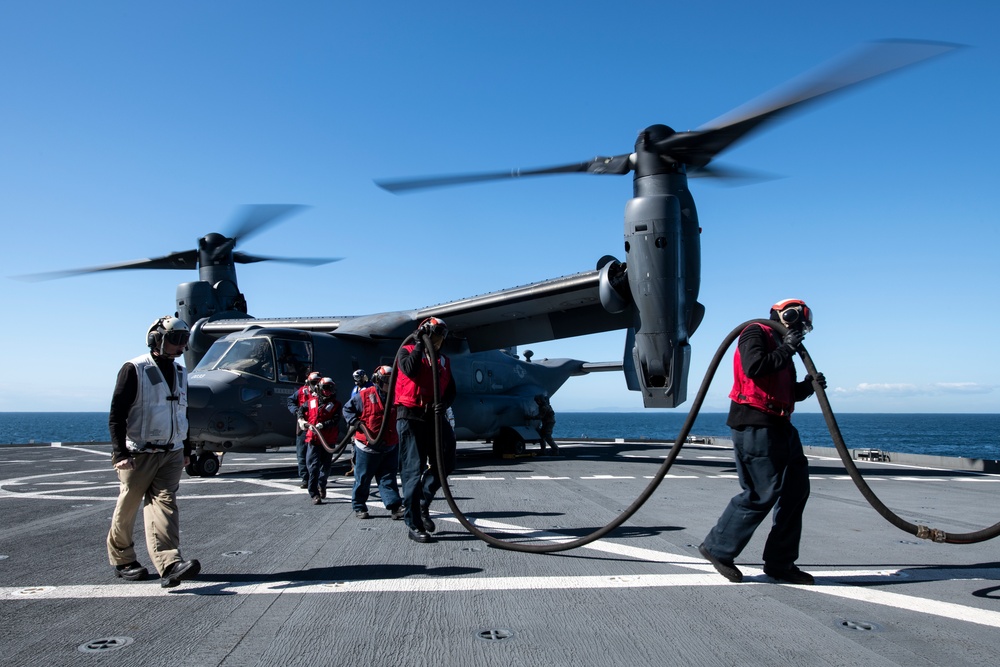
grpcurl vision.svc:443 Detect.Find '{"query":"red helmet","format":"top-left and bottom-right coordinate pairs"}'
top-left (319, 377), bottom-right (336, 396)
top-left (418, 317), bottom-right (448, 338)
top-left (306, 371), bottom-right (322, 387)
top-left (372, 365), bottom-right (393, 385)
top-left (769, 299), bottom-right (813, 332)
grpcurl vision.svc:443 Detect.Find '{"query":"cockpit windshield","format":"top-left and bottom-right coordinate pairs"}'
top-left (193, 336), bottom-right (314, 384)
top-left (211, 338), bottom-right (276, 380)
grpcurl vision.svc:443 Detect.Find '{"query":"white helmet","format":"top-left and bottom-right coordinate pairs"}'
top-left (146, 316), bottom-right (190, 355)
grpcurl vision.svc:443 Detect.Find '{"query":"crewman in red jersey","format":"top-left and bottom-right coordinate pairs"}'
top-left (288, 371), bottom-right (320, 488)
top-left (343, 365), bottom-right (404, 520)
top-left (394, 317), bottom-right (456, 543)
top-left (699, 299), bottom-right (826, 585)
top-left (304, 377), bottom-right (342, 505)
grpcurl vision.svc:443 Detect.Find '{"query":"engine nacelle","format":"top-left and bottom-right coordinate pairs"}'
top-left (623, 192), bottom-right (701, 408)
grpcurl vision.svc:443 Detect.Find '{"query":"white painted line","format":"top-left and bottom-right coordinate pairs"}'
top-left (0, 574), bottom-right (726, 600)
top-left (441, 515), bottom-right (1000, 629)
top-left (515, 476), bottom-right (571, 480)
top-left (51, 445), bottom-right (111, 456)
top-left (643, 475), bottom-right (698, 479)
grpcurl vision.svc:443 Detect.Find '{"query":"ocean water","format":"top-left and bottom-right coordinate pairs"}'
top-left (1, 412), bottom-right (998, 461)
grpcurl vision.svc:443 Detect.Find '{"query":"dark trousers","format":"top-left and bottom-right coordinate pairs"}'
top-left (397, 415), bottom-right (456, 531)
top-left (538, 426), bottom-right (558, 451)
top-left (306, 442), bottom-right (333, 499)
top-left (703, 423), bottom-right (810, 567)
top-left (295, 431), bottom-right (308, 483)
top-left (352, 445), bottom-right (402, 512)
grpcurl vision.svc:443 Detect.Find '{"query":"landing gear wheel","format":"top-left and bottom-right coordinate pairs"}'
top-left (184, 453), bottom-right (200, 477)
top-left (492, 429), bottom-right (526, 456)
top-left (196, 452), bottom-right (221, 477)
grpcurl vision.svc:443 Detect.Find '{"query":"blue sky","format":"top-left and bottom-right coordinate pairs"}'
top-left (2, 1), bottom-right (998, 414)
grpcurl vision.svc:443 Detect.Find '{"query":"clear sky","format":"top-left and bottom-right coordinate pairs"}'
top-left (2, 1), bottom-right (997, 414)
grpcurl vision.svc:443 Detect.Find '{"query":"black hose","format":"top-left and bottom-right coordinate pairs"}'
top-left (304, 422), bottom-right (354, 466)
top-left (426, 319), bottom-right (1000, 551)
top-left (796, 342), bottom-right (1000, 544)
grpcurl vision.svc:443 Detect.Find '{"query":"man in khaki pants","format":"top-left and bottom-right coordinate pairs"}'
top-left (107, 316), bottom-right (201, 588)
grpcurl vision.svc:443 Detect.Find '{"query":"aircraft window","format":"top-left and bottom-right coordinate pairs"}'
top-left (274, 338), bottom-right (313, 384)
top-left (193, 340), bottom-right (233, 371)
top-left (213, 338), bottom-right (276, 381)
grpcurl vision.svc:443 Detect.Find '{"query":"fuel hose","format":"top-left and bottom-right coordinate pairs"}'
top-left (416, 320), bottom-right (1000, 552)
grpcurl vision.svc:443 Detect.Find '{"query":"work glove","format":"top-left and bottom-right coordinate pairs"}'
top-left (782, 329), bottom-right (803, 350)
top-left (297, 419), bottom-right (309, 431)
top-left (805, 372), bottom-right (827, 389)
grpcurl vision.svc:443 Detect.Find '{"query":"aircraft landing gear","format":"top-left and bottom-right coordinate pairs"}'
top-left (185, 451), bottom-right (222, 477)
top-left (492, 428), bottom-right (526, 457)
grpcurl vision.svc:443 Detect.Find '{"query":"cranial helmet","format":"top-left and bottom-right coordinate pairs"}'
top-left (419, 316), bottom-right (448, 339)
top-left (306, 371), bottom-right (321, 387)
top-left (769, 298), bottom-right (813, 333)
top-left (352, 369), bottom-right (369, 384)
top-left (146, 316), bottom-right (190, 354)
top-left (319, 377), bottom-right (336, 396)
top-left (372, 365), bottom-right (392, 385)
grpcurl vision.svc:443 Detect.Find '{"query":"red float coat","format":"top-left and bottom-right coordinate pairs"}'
top-left (305, 393), bottom-right (341, 444)
top-left (351, 386), bottom-right (398, 448)
top-left (728, 323), bottom-right (795, 419)
top-left (394, 344), bottom-right (452, 409)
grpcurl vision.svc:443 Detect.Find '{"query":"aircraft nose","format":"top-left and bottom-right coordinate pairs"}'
top-left (187, 384), bottom-right (212, 409)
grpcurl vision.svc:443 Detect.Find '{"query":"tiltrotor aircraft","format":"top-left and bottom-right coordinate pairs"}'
top-left (24, 40), bottom-right (956, 476)
top-left (21, 204), bottom-right (620, 475)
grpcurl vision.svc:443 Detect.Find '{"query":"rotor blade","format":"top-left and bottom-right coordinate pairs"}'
top-left (652, 39), bottom-right (962, 167)
top-left (375, 154), bottom-right (633, 193)
top-left (233, 252), bottom-right (344, 267)
top-left (11, 251), bottom-right (199, 282)
top-left (687, 162), bottom-right (781, 184)
top-left (226, 204), bottom-right (310, 243)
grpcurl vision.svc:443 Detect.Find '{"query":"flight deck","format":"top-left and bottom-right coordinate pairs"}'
top-left (1, 438), bottom-right (999, 666)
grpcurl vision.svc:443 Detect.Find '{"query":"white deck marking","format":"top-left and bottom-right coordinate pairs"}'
top-left (515, 476), bottom-right (570, 480)
top-left (1, 477), bottom-right (998, 629)
top-left (4, 514), bottom-right (1000, 630)
top-left (446, 515), bottom-right (1000, 629)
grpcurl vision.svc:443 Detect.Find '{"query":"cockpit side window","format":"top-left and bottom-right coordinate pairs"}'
top-left (274, 339), bottom-right (314, 384)
top-left (193, 340), bottom-right (232, 371)
top-left (214, 338), bottom-right (276, 381)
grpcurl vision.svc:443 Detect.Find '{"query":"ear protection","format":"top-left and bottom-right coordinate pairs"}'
top-left (147, 317), bottom-right (168, 348)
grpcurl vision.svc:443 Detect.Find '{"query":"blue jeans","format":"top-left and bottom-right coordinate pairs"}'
top-left (295, 431), bottom-right (308, 483)
top-left (703, 423), bottom-right (810, 567)
top-left (352, 445), bottom-right (402, 512)
top-left (305, 442), bottom-right (333, 499)
top-left (397, 415), bottom-right (456, 531)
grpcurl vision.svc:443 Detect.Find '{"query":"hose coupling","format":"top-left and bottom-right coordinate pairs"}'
top-left (916, 525), bottom-right (948, 542)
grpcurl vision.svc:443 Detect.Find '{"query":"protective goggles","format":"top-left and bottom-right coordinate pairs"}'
top-left (777, 305), bottom-right (812, 332)
top-left (163, 330), bottom-right (190, 347)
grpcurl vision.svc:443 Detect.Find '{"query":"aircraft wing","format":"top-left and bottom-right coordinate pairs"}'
top-left (414, 270), bottom-right (633, 352)
top-left (199, 269), bottom-right (633, 351)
